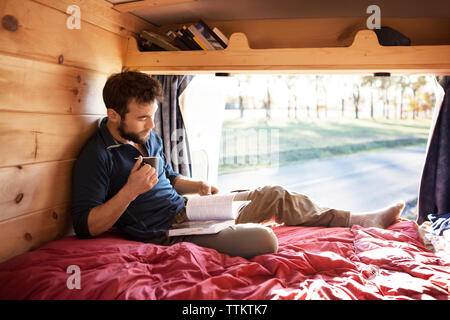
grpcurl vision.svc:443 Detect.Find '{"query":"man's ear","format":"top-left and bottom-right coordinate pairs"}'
top-left (106, 108), bottom-right (120, 123)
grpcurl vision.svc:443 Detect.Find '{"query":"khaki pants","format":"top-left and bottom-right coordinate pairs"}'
top-left (236, 185), bottom-right (350, 227)
top-left (147, 185), bottom-right (350, 259)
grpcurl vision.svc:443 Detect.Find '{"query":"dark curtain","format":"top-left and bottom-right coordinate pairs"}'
top-left (153, 75), bottom-right (194, 177)
top-left (417, 76), bottom-right (450, 224)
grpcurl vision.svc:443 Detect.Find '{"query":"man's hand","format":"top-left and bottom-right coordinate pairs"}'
top-left (172, 176), bottom-right (219, 196)
top-left (198, 181), bottom-right (219, 196)
top-left (125, 156), bottom-right (158, 200)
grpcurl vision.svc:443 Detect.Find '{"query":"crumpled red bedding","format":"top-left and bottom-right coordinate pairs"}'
top-left (0, 220), bottom-right (448, 300)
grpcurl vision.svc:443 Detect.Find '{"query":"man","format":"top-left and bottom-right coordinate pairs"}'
top-left (71, 71), bottom-right (405, 259)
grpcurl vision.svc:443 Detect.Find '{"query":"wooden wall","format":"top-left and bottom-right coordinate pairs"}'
top-left (0, 0), bottom-right (156, 263)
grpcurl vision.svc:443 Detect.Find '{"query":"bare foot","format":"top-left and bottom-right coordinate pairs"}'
top-left (349, 201), bottom-right (405, 229)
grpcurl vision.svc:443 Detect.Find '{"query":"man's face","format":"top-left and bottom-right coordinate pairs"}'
top-left (117, 99), bottom-right (158, 145)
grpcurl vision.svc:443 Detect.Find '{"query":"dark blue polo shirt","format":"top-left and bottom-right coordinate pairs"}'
top-left (71, 117), bottom-right (185, 241)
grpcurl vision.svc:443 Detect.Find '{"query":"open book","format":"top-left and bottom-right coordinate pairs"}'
top-left (167, 194), bottom-right (250, 237)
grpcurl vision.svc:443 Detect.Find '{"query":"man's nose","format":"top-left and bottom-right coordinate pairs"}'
top-left (146, 117), bottom-right (154, 130)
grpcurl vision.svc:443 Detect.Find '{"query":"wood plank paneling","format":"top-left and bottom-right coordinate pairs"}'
top-left (0, 0), bottom-right (149, 264)
top-left (0, 160), bottom-right (74, 222)
top-left (0, 0), bottom-right (125, 73)
top-left (32, 0), bottom-right (158, 37)
top-left (0, 112), bottom-right (102, 167)
top-left (0, 204), bottom-right (72, 263)
top-left (0, 54), bottom-right (108, 114)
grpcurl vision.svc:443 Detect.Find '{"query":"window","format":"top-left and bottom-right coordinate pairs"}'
top-left (181, 74), bottom-right (441, 221)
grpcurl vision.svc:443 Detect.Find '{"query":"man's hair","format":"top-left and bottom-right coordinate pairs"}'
top-left (102, 70), bottom-right (163, 119)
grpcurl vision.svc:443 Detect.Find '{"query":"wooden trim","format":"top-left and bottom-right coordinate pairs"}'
top-left (125, 30), bottom-right (450, 74)
top-left (0, 204), bottom-right (72, 263)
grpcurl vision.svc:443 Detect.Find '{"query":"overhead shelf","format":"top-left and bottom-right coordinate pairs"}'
top-left (124, 30), bottom-right (450, 75)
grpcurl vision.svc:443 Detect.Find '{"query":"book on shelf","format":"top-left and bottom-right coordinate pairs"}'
top-left (138, 21), bottom-right (228, 52)
top-left (178, 27), bottom-right (203, 50)
top-left (182, 25), bottom-right (207, 50)
top-left (137, 36), bottom-right (168, 52)
top-left (194, 20), bottom-right (228, 49)
top-left (212, 27), bottom-right (229, 46)
top-left (173, 29), bottom-right (197, 50)
top-left (140, 30), bottom-right (181, 51)
top-left (188, 24), bottom-right (215, 50)
top-left (167, 194), bottom-right (250, 237)
top-left (166, 30), bottom-right (190, 50)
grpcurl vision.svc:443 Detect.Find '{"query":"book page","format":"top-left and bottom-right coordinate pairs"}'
top-left (168, 220), bottom-right (235, 237)
top-left (186, 194), bottom-right (249, 220)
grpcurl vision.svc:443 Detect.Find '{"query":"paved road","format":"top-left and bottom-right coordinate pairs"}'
top-left (218, 145), bottom-right (427, 213)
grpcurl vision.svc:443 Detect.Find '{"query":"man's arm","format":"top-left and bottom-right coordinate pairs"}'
top-left (87, 156), bottom-right (158, 237)
top-left (172, 176), bottom-right (219, 196)
top-left (87, 184), bottom-right (136, 237)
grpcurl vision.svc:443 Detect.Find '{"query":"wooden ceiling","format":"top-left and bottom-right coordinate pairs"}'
top-left (108, 0), bottom-right (450, 26)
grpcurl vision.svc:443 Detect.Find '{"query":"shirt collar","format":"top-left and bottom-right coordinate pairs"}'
top-left (98, 116), bottom-right (152, 151)
top-left (98, 116), bottom-right (124, 150)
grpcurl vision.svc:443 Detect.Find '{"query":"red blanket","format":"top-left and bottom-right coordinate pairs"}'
top-left (0, 220), bottom-right (448, 299)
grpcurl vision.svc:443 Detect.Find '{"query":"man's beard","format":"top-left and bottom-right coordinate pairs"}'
top-left (118, 121), bottom-right (150, 145)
